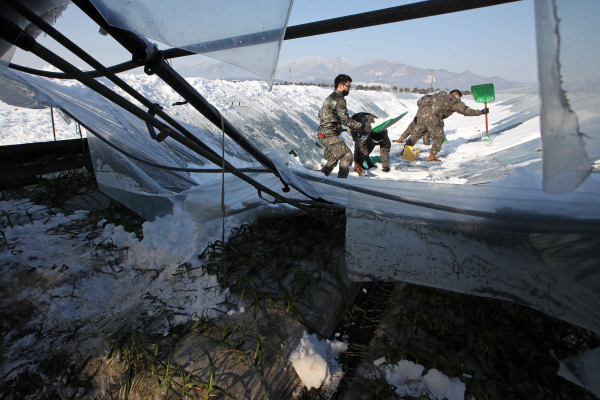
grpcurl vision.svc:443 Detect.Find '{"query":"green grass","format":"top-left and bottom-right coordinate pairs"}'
top-left (348, 283), bottom-right (600, 400)
top-left (4, 168), bottom-right (598, 400)
top-left (94, 209), bottom-right (600, 400)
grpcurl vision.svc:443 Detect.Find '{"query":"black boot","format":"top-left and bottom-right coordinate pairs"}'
top-left (382, 166), bottom-right (390, 172)
top-left (322, 165), bottom-right (333, 177)
top-left (337, 167), bottom-right (349, 179)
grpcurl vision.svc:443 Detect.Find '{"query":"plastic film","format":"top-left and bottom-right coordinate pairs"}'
top-left (87, 0), bottom-right (293, 87)
top-left (535, 0), bottom-right (600, 193)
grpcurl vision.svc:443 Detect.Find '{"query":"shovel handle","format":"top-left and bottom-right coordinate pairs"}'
top-left (485, 102), bottom-right (489, 134)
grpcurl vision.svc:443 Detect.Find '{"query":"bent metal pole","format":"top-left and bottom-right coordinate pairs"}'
top-left (0, 12), bottom-right (339, 225)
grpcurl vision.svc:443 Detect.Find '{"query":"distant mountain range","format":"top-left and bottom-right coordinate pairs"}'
top-left (176, 56), bottom-right (533, 90)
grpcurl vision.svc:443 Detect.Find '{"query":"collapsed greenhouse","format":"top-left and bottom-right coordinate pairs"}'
top-left (0, 0), bottom-right (599, 398)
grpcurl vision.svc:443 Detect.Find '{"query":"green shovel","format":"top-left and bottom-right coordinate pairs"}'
top-left (471, 83), bottom-right (495, 141)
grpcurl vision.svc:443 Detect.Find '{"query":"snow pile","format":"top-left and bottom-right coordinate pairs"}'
top-left (0, 100), bottom-right (78, 144)
top-left (290, 331), bottom-right (349, 391)
top-left (380, 359), bottom-right (466, 400)
top-left (0, 74), bottom-right (561, 191)
top-left (0, 72), bottom-right (562, 190)
top-left (0, 196), bottom-right (250, 378)
top-left (292, 355), bottom-right (328, 390)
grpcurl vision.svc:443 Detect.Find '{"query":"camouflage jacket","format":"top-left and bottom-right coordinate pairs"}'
top-left (349, 112), bottom-right (377, 142)
top-left (318, 90), bottom-right (362, 137)
top-left (416, 91), bottom-right (482, 127)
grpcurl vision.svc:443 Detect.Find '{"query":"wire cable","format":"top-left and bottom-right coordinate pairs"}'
top-left (60, 113), bottom-right (268, 173)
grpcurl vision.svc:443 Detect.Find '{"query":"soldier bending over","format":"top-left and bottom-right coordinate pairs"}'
top-left (400, 90), bottom-right (488, 162)
top-left (350, 112), bottom-right (391, 176)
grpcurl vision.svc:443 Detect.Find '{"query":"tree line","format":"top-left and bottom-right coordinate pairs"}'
top-left (273, 81), bottom-right (471, 95)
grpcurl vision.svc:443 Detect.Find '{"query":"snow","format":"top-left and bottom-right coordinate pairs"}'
top-left (0, 101), bottom-right (80, 144)
top-left (5, 71), bottom-right (593, 194)
top-left (381, 359), bottom-right (466, 400)
top-left (488, 166), bottom-right (600, 192)
top-left (290, 331), bottom-right (349, 391)
top-left (1, 71), bottom-right (599, 395)
top-left (0, 193), bottom-right (280, 380)
top-left (292, 354), bottom-right (328, 390)
top-left (0, 198), bottom-right (232, 328)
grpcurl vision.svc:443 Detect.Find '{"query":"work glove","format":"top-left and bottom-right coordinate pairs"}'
top-left (481, 108), bottom-right (490, 114)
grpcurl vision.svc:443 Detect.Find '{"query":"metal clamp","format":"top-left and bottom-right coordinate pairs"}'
top-left (257, 190), bottom-right (280, 204)
top-left (132, 45), bottom-right (164, 75)
top-left (145, 103), bottom-right (170, 142)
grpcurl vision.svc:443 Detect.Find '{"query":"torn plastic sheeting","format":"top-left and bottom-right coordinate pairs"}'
top-left (1, 68), bottom-right (307, 226)
top-left (291, 167), bottom-right (600, 232)
top-left (344, 190), bottom-right (600, 336)
top-left (0, 73), bottom-right (48, 109)
top-left (87, 0), bottom-right (293, 87)
top-left (89, 131), bottom-right (308, 225)
top-left (535, 0), bottom-right (600, 194)
top-left (0, 69), bottom-right (214, 178)
top-left (92, 138), bottom-right (301, 225)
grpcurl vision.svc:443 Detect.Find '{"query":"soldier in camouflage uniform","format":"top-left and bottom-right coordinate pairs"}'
top-left (394, 95), bottom-right (432, 145)
top-left (350, 112), bottom-right (391, 175)
top-left (402, 90), bottom-right (488, 162)
top-left (396, 120), bottom-right (431, 146)
top-left (317, 74), bottom-right (363, 178)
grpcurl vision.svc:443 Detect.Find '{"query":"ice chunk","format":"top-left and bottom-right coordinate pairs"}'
top-left (290, 331), bottom-right (349, 391)
top-left (422, 368), bottom-right (466, 400)
top-left (385, 360), bottom-right (426, 398)
top-left (330, 340), bottom-right (348, 359)
top-left (395, 360), bottom-right (425, 380)
top-left (292, 353), bottom-right (328, 390)
top-left (385, 361), bottom-right (465, 400)
top-left (373, 357), bottom-right (386, 367)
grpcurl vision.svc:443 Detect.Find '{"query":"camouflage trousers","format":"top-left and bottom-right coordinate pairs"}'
top-left (404, 122), bottom-right (444, 155)
top-left (319, 135), bottom-right (353, 178)
top-left (354, 134), bottom-right (391, 168)
top-left (400, 121), bottom-right (431, 145)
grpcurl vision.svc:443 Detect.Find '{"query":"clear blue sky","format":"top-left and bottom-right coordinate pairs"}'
top-left (11, 0), bottom-right (538, 83)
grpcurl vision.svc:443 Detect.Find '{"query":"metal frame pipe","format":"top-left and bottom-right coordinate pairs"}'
top-left (50, 107), bottom-right (57, 141)
top-left (283, 0), bottom-right (521, 40)
top-left (63, 109), bottom-right (345, 227)
top-left (70, 0), bottom-right (285, 183)
top-left (1, 0), bottom-right (223, 162)
top-left (9, 0), bottom-right (521, 79)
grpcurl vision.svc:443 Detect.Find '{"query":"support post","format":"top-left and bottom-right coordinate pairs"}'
top-left (50, 107), bottom-right (56, 141)
top-left (485, 102), bottom-right (489, 137)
